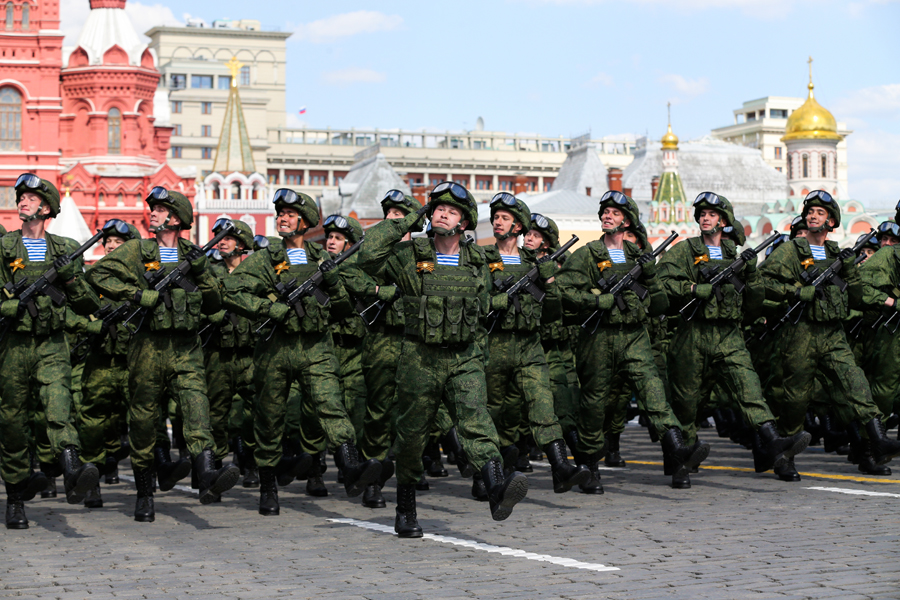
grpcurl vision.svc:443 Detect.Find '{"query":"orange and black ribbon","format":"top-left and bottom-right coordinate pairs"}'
top-left (800, 258), bottom-right (815, 270)
top-left (8, 258), bottom-right (24, 273)
top-left (144, 261), bottom-right (161, 272)
top-left (488, 261), bottom-right (504, 272)
top-left (274, 261), bottom-right (290, 275)
top-left (416, 261), bottom-right (435, 273)
top-left (694, 254), bottom-right (709, 265)
top-left (597, 260), bottom-right (612, 272)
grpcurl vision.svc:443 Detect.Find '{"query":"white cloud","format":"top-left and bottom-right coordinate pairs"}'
top-left (285, 113), bottom-right (308, 128)
top-left (586, 72), bottom-right (614, 87)
top-left (60, 0), bottom-right (180, 46)
top-left (322, 68), bottom-right (387, 86)
top-left (292, 11), bottom-right (403, 44)
top-left (833, 84), bottom-right (900, 120)
top-left (846, 130), bottom-right (900, 207)
top-left (658, 73), bottom-right (710, 100)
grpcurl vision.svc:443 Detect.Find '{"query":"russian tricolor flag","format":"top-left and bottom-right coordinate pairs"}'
top-left (298, 106), bottom-right (307, 115)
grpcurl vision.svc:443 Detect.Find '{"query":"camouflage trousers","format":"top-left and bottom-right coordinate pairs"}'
top-left (333, 336), bottom-right (367, 441)
top-left (542, 339), bottom-right (578, 435)
top-left (358, 328), bottom-right (404, 461)
top-left (667, 321), bottom-right (775, 446)
top-left (394, 340), bottom-right (501, 486)
top-left (862, 326), bottom-right (900, 419)
top-left (486, 330), bottom-right (562, 449)
top-left (286, 380), bottom-right (327, 455)
top-left (763, 321), bottom-right (880, 436)
top-left (252, 330), bottom-right (355, 469)
top-left (205, 345), bottom-right (255, 462)
top-left (127, 331), bottom-right (214, 470)
top-left (77, 352), bottom-right (129, 465)
top-left (574, 324), bottom-right (679, 458)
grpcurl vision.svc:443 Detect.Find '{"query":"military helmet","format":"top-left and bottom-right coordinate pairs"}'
top-left (598, 190), bottom-right (641, 233)
top-left (859, 229), bottom-right (882, 253)
top-left (788, 215), bottom-right (808, 240)
top-left (323, 214), bottom-right (363, 245)
top-left (15, 174), bottom-right (61, 218)
top-left (426, 181), bottom-right (478, 232)
top-left (100, 218), bottom-right (141, 243)
top-left (225, 219), bottom-right (254, 250)
top-left (145, 186), bottom-right (193, 230)
top-left (876, 220), bottom-right (900, 243)
top-left (272, 188), bottom-right (320, 228)
top-left (489, 193), bottom-right (531, 237)
top-left (381, 189), bottom-right (418, 217)
top-left (530, 213), bottom-right (560, 249)
top-left (801, 190), bottom-right (841, 229)
top-left (692, 191), bottom-right (744, 245)
top-left (894, 198), bottom-right (900, 225)
top-left (627, 221), bottom-right (650, 252)
top-left (252, 235), bottom-right (270, 252)
top-left (0, 223), bottom-right (6, 236)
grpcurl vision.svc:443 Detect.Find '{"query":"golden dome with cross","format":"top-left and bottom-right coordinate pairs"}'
top-left (782, 57), bottom-right (841, 142)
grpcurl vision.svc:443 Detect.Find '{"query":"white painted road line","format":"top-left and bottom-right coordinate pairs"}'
top-left (119, 473), bottom-right (198, 495)
top-left (328, 518), bottom-right (620, 572)
top-left (807, 486), bottom-right (900, 499)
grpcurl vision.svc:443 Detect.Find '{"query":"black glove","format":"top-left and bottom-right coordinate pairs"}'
top-left (186, 247), bottom-right (208, 275)
top-left (740, 248), bottom-right (758, 273)
top-left (320, 259), bottom-right (339, 287)
top-left (53, 254), bottom-right (76, 281)
top-left (838, 248), bottom-right (855, 266)
top-left (637, 254), bottom-right (656, 278)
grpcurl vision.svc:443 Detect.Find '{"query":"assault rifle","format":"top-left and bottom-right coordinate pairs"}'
top-left (70, 301), bottom-right (133, 363)
top-left (581, 231), bottom-right (679, 334)
top-left (118, 218), bottom-right (235, 334)
top-left (356, 284), bottom-right (397, 327)
top-left (770, 230), bottom-right (873, 333)
top-left (485, 234), bottom-right (579, 333)
top-left (679, 232), bottom-right (781, 322)
top-left (254, 237), bottom-right (365, 339)
top-left (0, 225), bottom-right (107, 340)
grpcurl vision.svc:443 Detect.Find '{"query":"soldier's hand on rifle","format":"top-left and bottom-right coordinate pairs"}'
top-left (740, 248), bottom-right (758, 273)
top-left (491, 294), bottom-right (508, 311)
top-left (267, 302), bottom-right (290, 322)
top-left (53, 254), bottom-right (76, 282)
top-left (376, 285), bottom-right (398, 302)
top-left (134, 289), bottom-right (160, 309)
top-left (538, 259), bottom-right (556, 280)
top-left (0, 299), bottom-right (19, 318)
top-left (795, 285), bottom-right (817, 303)
top-left (693, 283), bottom-right (713, 300)
top-left (637, 253), bottom-right (656, 278)
top-left (596, 293), bottom-right (615, 311)
top-left (85, 320), bottom-right (104, 335)
top-left (186, 246), bottom-right (208, 275)
top-left (319, 259), bottom-right (339, 287)
top-left (838, 247), bottom-right (856, 267)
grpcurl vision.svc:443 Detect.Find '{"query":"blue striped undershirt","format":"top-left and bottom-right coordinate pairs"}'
top-left (810, 245), bottom-right (827, 261)
top-left (158, 247), bottom-right (179, 263)
top-left (287, 248), bottom-right (308, 265)
top-left (500, 254), bottom-right (521, 265)
top-left (23, 237), bottom-right (46, 262)
top-left (706, 245), bottom-right (723, 260)
top-left (607, 248), bottom-right (626, 264)
top-left (436, 253), bottom-right (459, 266)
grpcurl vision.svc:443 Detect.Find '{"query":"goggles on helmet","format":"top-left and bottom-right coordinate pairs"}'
top-left (600, 190), bottom-right (629, 206)
top-left (430, 181), bottom-right (473, 207)
top-left (101, 219), bottom-right (130, 237)
top-left (146, 186), bottom-right (169, 202)
top-left (272, 188), bottom-right (305, 206)
top-left (877, 221), bottom-right (900, 238)
top-left (693, 191), bottom-right (722, 207)
top-left (804, 190), bottom-right (835, 205)
top-left (490, 192), bottom-right (518, 208)
top-left (382, 189), bottom-right (415, 207)
top-left (531, 213), bottom-right (550, 229)
top-left (324, 214), bottom-right (349, 230)
top-left (15, 173), bottom-right (47, 193)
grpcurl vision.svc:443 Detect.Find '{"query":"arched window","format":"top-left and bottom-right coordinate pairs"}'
top-left (21, 3), bottom-right (28, 29)
top-left (802, 154), bottom-right (808, 178)
top-left (231, 182), bottom-right (241, 199)
top-left (107, 107), bottom-right (121, 154)
top-left (0, 86), bottom-right (21, 150)
top-left (5, 3), bottom-right (12, 31)
top-left (787, 155), bottom-right (792, 179)
top-left (821, 154), bottom-right (827, 178)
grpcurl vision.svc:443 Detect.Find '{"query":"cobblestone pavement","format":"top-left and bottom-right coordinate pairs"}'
top-left (3, 423), bottom-right (899, 600)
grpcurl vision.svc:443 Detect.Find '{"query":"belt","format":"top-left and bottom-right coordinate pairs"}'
top-left (332, 332), bottom-right (364, 348)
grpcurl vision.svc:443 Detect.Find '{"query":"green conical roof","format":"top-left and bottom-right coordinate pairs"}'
top-left (212, 62), bottom-right (255, 173)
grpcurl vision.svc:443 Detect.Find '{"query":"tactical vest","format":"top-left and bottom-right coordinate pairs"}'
top-left (208, 264), bottom-right (253, 348)
top-left (403, 238), bottom-right (483, 345)
top-left (685, 237), bottom-right (744, 321)
top-left (793, 239), bottom-right (849, 322)
top-left (139, 240), bottom-right (203, 333)
top-left (267, 241), bottom-right (330, 334)
top-left (1, 232), bottom-right (71, 335)
top-left (585, 240), bottom-right (648, 327)
top-left (485, 247), bottom-right (542, 332)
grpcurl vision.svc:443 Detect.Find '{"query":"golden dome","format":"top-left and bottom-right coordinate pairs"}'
top-left (782, 81), bottom-right (842, 142)
top-left (661, 123), bottom-right (679, 150)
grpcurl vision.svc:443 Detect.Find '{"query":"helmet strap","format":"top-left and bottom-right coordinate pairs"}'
top-left (433, 225), bottom-right (460, 237)
top-left (807, 224), bottom-right (832, 234)
top-left (602, 224), bottom-right (625, 235)
top-left (19, 200), bottom-right (49, 222)
top-left (148, 210), bottom-right (180, 233)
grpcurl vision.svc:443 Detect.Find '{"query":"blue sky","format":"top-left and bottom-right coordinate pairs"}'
top-left (62, 0), bottom-right (900, 207)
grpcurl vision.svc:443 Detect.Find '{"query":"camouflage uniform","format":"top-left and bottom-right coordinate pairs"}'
top-left (859, 244), bottom-right (900, 418)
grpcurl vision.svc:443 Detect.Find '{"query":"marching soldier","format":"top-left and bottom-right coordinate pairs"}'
top-left (358, 181), bottom-right (528, 538)
top-left (87, 187), bottom-right (240, 521)
top-left (222, 189), bottom-right (381, 516)
top-left (2, 174), bottom-right (101, 529)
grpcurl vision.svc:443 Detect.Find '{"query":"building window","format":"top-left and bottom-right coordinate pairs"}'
top-left (310, 175), bottom-right (326, 185)
top-left (240, 65), bottom-right (250, 86)
top-left (770, 108), bottom-right (788, 119)
top-left (774, 146), bottom-right (782, 159)
top-left (802, 154), bottom-right (808, 178)
top-left (0, 86), bottom-right (22, 150)
top-left (0, 187), bottom-right (14, 207)
top-left (821, 154), bottom-right (827, 178)
top-left (170, 74), bottom-right (186, 89)
top-left (191, 75), bottom-right (213, 89)
top-left (201, 125), bottom-right (212, 137)
top-left (107, 107), bottom-right (121, 154)
top-left (284, 171), bottom-right (302, 185)
top-left (172, 124), bottom-right (182, 136)
top-left (171, 146), bottom-right (182, 158)
top-left (218, 76), bottom-right (231, 90)
top-left (787, 156), bottom-right (792, 179)
top-left (5, 3), bottom-right (12, 31)
top-left (201, 147), bottom-right (213, 159)
top-left (171, 100), bottom-right (182, 113)
top-left (776, 167), bottom-right (782, 172)
top-left (201, 102), bottom-right (212, 115)
top-left (21, 3), bottom-right (28, 29)
top-left (746, 112), bottom-right (756, 121)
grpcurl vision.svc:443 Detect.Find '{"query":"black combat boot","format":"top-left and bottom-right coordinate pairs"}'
top-left (712, 408), bottom-right (734, 439)
top-left (20, 470), bottom-right (49, 502)
top-left (822, 414), bottom-right (849, 453)
top-left (525, 434), bottom-right (543, 461)
top-left (500, 445), bottom-right (519, 476)
top-left (362, 457), bottom-right (395, 508)
top-left (441, 428), bottom-right (473, 477)
top-left (153, 443), bottom-right (192, 492)
top-left (258, 467), bottom-right (279, 516)
top-left (604, 432), bottom-right (626, 468)
top-left (545, 439), bottom-right (591, 493)
top-left (275, 452), bottom-right (312, 487)
top-left (192, 448), bottom-right (240, 505)
top-left (563, 429), bottom-right (579, 457)
top-left (104, 456), bottom-right (119, 485)
top-left (415, 474), bottom-right (429, 491)
top-left (133, 467), bottom-right (155, 522)
top-left (752, 422), bottom-right (810, 473)
top-left (84, 484), bottom-right (103, 508)
top-left (334, 442), bottom-right (381, 497)
top-left (579, 455), bottom-right (604, 495)
top-left (471, 473), bottom-right (488, 501)
top-left (240, 445), bottom-right (259, 487)
top-left (859, 453), bottom-right (892, 475)
top-left (425, 441), bottom-right (449, 477)
top-left (515, 439), bottom-right (533, 473)
top-left (865, 417), bottom-right (900, 465)
top-left (305, 453), bottom-right (328, 497)
top-left (394, 483), bottom-right (423, 538)
top-left (41, 477), bottom-right (57, 499)
top-left (774, 457), bottom-right (801, 482)
top-left (5, 481), bottom-right (28, 529)
top-left (805, 411), bottom-right (823, 446)
top-left (60, 446), bottom-right (99, 505)
top-left (481, 458), bottom-right (528, 521)
top-left (661, 428), bottom-right (709, 489)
